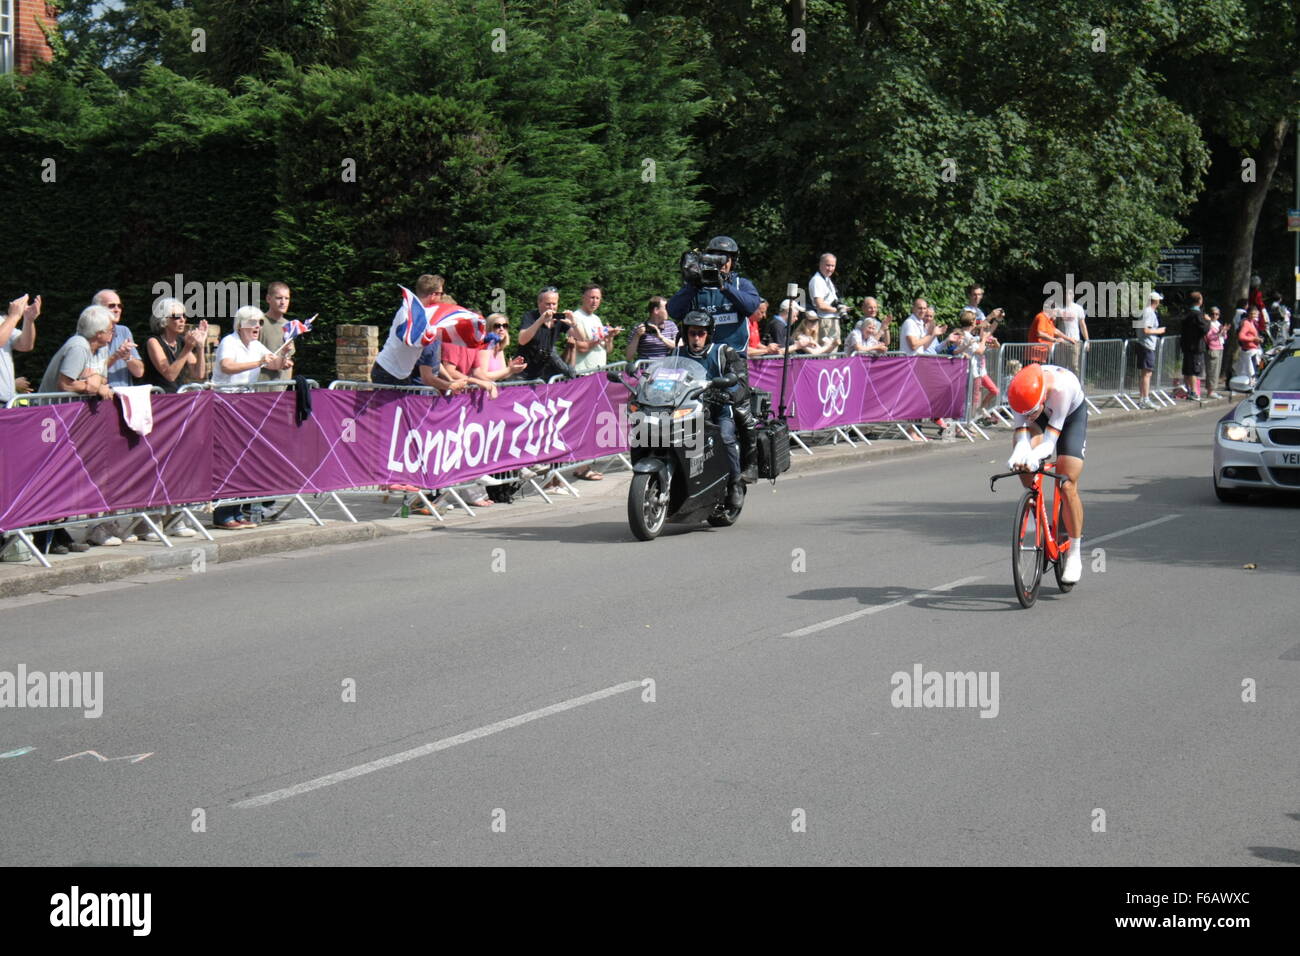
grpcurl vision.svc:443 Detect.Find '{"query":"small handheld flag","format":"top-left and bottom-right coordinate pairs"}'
top-left (283, 314), bottom-right (318, 343)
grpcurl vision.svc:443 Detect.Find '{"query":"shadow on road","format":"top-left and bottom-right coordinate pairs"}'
top-left (787, 583), bottom-right (1050, 614)
top-left (441, 519), bottom-right (715, 545)
top-left (1246, 846), bottom-right (1300, 865)
top-left (828, 470), bottom-right (1300, 575)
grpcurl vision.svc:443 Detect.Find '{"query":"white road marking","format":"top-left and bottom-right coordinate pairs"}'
top-left (1087, 514), bottom-right (1181, 547)
top-left (231, 679), bottom-right (643, 809)
top-left (784, 576), bottom-right (984, 638)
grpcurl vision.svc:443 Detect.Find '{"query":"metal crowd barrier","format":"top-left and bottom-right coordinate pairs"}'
top-left (180, 379), bottom-right (319, 393)
top-left (6, 386), bottom-right (165, 409)
top-left (1150, 337), bottom-right (1185, 405)
top-left (1079, 339), bottom-right (1133, 410)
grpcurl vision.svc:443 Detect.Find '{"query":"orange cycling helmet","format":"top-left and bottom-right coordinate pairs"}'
top-left (1007, 364), bottom-right (1048, 414)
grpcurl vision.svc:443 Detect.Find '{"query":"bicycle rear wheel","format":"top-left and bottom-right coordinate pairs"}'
top-left (1012, 490), bottom-right (1044, 608)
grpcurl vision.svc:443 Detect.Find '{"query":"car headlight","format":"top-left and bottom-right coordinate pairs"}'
top-left (1220, 422), bottom-right (1259, 443)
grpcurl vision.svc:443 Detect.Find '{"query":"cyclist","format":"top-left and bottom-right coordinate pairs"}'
top-left (1006, 364), bottom-right (1087, 584)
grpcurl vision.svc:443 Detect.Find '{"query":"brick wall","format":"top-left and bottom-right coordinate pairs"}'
top-left (335, 325), bottom-right (378, 382)
top-left (13, 1), bottom-right (56, 74)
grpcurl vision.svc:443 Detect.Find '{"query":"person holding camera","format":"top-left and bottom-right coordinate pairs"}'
top-left (517, 285), bottom-right (578, 382)
top-left (626, 296), bottom-right (679, 362)
top-left (809, 253), bottom-right (847, 349)
top-left (667, 236), bottom-right (762, 481)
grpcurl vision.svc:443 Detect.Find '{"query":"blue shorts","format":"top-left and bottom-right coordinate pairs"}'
top-left (1138, 347), bottom-right (1156, 371)
top-left (1033, 403), bottom-right (1087, 460)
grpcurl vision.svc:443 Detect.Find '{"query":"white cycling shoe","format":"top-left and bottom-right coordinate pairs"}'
top-left (1061, 546), bottom-right (1082, 584)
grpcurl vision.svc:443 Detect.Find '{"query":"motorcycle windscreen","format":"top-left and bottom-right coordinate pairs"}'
top-left (637, 356), bottom-right (709, 406)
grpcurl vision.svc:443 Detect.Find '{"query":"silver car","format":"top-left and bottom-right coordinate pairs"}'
top-left (1213, 333), bottom-right (1300, 501)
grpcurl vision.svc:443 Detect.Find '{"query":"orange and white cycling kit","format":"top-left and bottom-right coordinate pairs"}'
top-left (1008, 365), bottom-right (1087, 466)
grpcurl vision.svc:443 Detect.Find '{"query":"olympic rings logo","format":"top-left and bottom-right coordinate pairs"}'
top-left (817, 366), bottom-right (852, 416)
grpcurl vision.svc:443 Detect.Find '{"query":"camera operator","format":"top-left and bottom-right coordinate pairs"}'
top-left (517, 285), bottom-right (578, 381)
top-left (668, 236), bottom-right (762, 481)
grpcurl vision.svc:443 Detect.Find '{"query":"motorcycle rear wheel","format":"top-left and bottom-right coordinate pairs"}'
top-left (707, 483), bottom-right (744, 526)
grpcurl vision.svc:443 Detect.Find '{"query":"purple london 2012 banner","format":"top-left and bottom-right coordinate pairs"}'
top-left (749, 354), bottom-right (968, 431)
top-left (1, 356), bottom-right (967, 531)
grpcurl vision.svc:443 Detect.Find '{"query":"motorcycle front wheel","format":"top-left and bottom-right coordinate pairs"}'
top-left (629, 472), bottom-right (668, 541)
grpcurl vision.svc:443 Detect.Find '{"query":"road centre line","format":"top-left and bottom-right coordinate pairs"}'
top-left (1086, 513), bottom-right (1181, 547)
top-left (231, 680), bottom-right (642, 809)
top-left (783, 576), bottom-right (984, 638)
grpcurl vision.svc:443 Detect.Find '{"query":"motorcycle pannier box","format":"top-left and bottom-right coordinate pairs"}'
top-left (756, 417), bottom-right (791, 479)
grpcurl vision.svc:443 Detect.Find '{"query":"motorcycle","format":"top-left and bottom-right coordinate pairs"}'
top-left (608, 357), bottom-right (744, 540)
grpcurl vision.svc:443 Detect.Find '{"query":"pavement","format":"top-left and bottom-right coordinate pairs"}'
top-left (0, 394), bottom-right (1232, 600)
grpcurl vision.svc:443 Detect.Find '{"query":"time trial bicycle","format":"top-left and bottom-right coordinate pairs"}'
top-left (989, 461), bottom-right (1074, 608)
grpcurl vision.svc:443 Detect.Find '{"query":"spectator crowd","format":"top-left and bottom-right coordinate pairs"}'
top-left (4, 259), bottom-right (1296, 552)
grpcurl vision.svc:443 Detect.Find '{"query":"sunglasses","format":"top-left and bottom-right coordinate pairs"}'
top-left (491, 323), bottom-right (509, 330)
top-left (105, 304), bottom-right (122, 310)
top-left (168, 314), bottom-right (186, 320)
top-left (539, 286), bottom-right (559, 294)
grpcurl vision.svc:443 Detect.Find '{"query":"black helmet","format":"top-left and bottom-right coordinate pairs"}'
top-left (682, 310), bottom-right (714, 333)
top-left (705, 235), bottom-right (739, 256)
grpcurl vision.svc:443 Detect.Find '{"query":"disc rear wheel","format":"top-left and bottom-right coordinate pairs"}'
top-left (1012, 490), bottom-right (1044, 608)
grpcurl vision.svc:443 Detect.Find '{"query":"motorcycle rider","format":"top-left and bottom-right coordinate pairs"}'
top-left (680, 310), bottom-right (748, 511)
top-left (668, 236), bottom-right (761, 483)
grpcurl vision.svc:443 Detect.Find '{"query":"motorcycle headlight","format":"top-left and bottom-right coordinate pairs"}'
top-left (1220, 422), bottom-right (1259, 443)
top-left (627, 403), bottom-right (639, 414)
top-left (672, 406), bottom-right (696, 420)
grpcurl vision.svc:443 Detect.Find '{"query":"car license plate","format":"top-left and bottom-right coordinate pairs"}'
top-left (1268, 451), bottom-right (1300, 466)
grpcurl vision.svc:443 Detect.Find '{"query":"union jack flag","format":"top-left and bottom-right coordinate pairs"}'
top-left (396, 287), bottom-right (486, 347)
top-left (282, 314), bottom-right (317, 343)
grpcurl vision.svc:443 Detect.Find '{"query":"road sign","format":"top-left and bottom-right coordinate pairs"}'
top-left (1157, 244), bottom-right (1203, 286)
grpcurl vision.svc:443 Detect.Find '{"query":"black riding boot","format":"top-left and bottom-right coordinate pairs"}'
top-left (727, 475), bottom-right (745, 510)
top-left (734, 403), bottom-right (758, 483)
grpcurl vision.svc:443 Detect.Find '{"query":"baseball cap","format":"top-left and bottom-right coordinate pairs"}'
top-left (1149, 291), bottom-right (1163, 302)
top-left (778, 298), bottom-right (806, 316)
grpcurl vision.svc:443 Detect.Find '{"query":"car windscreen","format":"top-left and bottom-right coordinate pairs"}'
top-left (1256, 351), bottom-right (1300, 391)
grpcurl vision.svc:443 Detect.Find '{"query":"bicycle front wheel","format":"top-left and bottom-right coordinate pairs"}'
top-left (1012, 490), bottom-right (1044, 608)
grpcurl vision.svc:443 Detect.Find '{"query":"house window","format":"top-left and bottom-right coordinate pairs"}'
top-left (0, 1), bottom-right (13, 75)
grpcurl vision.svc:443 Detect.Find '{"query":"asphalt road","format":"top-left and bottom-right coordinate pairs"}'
top-left (1, 405), bottom-right (1296, 866)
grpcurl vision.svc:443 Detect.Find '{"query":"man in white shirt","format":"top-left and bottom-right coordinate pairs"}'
top-left (570, 283), bottom-right (620, 374)
top-left (0, 293), bottom-right (39, 404)
top-left (900, 298), bottom-right (948, 355)
top-left (213, 307), bottom-right (290, 386)
top-left (1136, 291), bottom-right (1165, 408)
top-left (1055, 301), bottom-right (1088, 377)
top-left (808, 253), bottom-right (842, 347)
